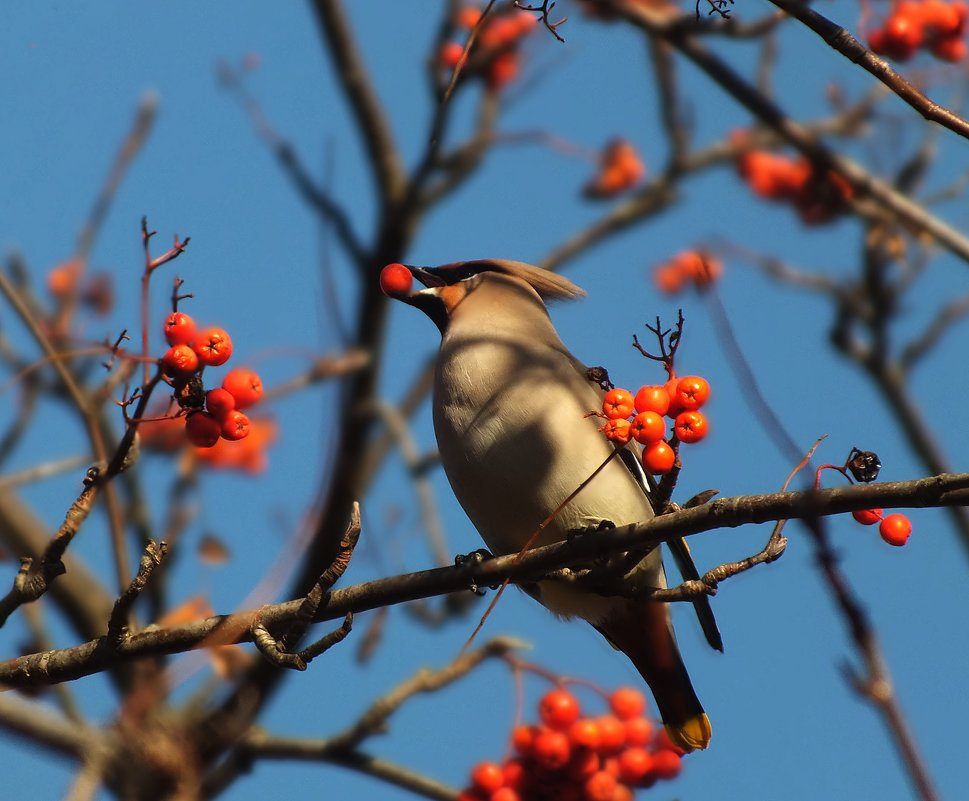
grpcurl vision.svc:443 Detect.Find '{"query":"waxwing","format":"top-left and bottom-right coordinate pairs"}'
top-left (384, 259), bottom-right (721, 751)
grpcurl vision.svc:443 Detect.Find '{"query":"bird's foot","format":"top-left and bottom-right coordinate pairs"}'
top-left (566, 519), bottom-right (616, 542)
top-left (454, 548), bottom-right (494, 595)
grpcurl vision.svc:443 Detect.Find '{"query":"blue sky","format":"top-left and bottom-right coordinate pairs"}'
top-left (2, 2), bottom-right (969, 800)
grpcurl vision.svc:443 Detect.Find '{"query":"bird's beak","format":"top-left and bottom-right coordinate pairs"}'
top-left (409, 266), bottom-right (447, 289)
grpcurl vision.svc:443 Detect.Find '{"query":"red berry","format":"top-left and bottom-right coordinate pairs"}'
top-left (532, 729), bottom-right (571, 770)
top-left (651, 749), bottom-right (682, 780)
top-left (633, 385), bottom-right (670, 416)
top-left (653, 727), bottom-right (686, 757)
top-left (470, 762), bottom-right (505, 794)
top-left (185, 412), bottom-right (221, 448)
top-left (539, 688), bottom-right (581, 730)
top-left (623, 716), bottom-right (653, 746)
top-left (602, 388), bottom-right (635, 420)
top-left (673, 410), bottom-right (709, 444)
top-left (617, 747), bottom-right (654, 784)
top-left (490, 788), bottom-right (520, 801)
top-left (205, 388), bottom-right (236, 418)
top-left (583, 770), bottom-right (618, 801)
top-left (164, 311), bottom-right (197, 346)
top-left (502, 760), bottom-right (525, 789)
top-left (609, 687), bottom-right (646, 720)
top-left (438, 42), bottom-right (465, 69)
top-left (568, 718), bottom-right (602, 750)
top-left (595, 715), bottom-right (626, 754)
top-left (222, 368), bottom-right (263, 409)
top-left (630, 411), bottom-right (666, 445)
top-left (566, 749), bottom-right (601, 781)
top-left (674, 375), bottom-right (710, 411)
top-left (379, 263), bottom-right (414, 296)
top-left (664, 376), bottom-right (683, 416)
top-left (601, 418), bottom-right (631, 444)
top-left (510, 725), bottom-right (537, 757)
top-left (220, 410), bottom-right (251, 441)
top-left (642, 440), bottom-right (675, 474)
top-left (852, 508), bottom-right (883, 526)
top-left (931, 35), bottom-right (968, 61)
top-left (193, 327), bottom-right (233, 367)
top-left (879, 513), bottom-right (912, 546)
top-left (161, 344), bottom-right (199, 377)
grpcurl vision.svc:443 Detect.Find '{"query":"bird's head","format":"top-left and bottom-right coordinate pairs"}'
top-left (379, 259), bottom-right (585, 334)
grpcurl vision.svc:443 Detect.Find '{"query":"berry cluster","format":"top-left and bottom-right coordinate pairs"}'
top-left (851, 508), bottom-right (914, 546)
top-left (734, 136), bottom-right (853, 224)
top-left (868, 1), bottom-right (968, 61)
top-left (652, 251), bottom-right (722, 295)
top-left (599, 375), bottom-right (710, 475)
top-left (583, 139), bottom-right (646, 199)
top-left (438, 5), bottom-right (538, 90)
top-left (459, 687), bottom-right (685, 801)
top-left (159, 311), bottom-right (264, 448)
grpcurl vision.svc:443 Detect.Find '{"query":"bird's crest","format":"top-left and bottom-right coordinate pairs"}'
top-left (442, 259), bottom-right (586, 302)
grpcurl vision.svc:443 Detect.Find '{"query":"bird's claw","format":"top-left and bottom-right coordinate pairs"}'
top-left (567, 519), bottom-right (616, 542)
top-left (454, 548), bottom-right (494, 595)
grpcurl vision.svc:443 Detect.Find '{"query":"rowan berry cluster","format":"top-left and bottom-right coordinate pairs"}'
top-left (159, 311), bottom-right (264, 449)
top-left (437, 5), bottom-right (538, 90)
top-left (583, 139), bottom-right (646, 199)
top-left (599, 374), bottom-right (710, 475)
top-left (868, 0), bottom-right (968, 61)
top-left (851, 508), bottom-right (914, 546)
top-left (459, 687), bottom-right (685, 801)
top-left (652, 251), bottom-right (722, 295)
top-left (734, 136), bottom-right (853, 224)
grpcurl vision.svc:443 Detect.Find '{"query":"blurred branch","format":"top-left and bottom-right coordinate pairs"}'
top-left (769, 0), bottom-right (969, 142)
top-left (310, 0), bottom-right (407, 204)
top-left (3, 473), bottom-right (968, 687)
top-left (805, 517), bottom-right (940, 801)
top-left (603, 0), bottom-right (969, 265)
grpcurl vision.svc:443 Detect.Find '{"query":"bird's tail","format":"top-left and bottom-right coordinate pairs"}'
top-left (595, 599), bottom-right (711, 752)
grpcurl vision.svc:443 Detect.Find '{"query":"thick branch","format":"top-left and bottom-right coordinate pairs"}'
top-left (1, 474), bottom-right (966, 688)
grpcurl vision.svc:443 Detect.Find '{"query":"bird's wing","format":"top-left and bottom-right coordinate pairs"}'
top-left (616, 422), bottom-right (724, 654)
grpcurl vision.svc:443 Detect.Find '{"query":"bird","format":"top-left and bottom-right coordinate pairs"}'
top-left (381, 258), bottom-right (720, 751)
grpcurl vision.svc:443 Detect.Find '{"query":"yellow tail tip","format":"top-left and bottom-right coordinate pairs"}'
top-left (665, 713), bottom-right (712, 752)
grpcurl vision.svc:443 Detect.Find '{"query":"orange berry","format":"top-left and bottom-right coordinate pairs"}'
top-left (438, 41), bottom-right (465, 69)
top-left (162, 344), bottom-right (199, 377)
top-left (487, 50), bottom-right (520, 89)
top-left (222, 368), bottom-right (263, 409)
top-left (879, 513), bottom-right (912, 546)
top-left (220, 410), bottom-right (251, 441)
top-left (623, 716), bottom-right (654, 746)
top-left (852, 508), bottom-right (883, 526)
top-left (502, 760), bottom-right (525, 789)
top-left (653, 263), bottom-right (687, 295)
top-left (608, 687), bottom-right (646, 720)
top-left (205, 388), bottom-right (236, 418)
top-left (595, 715), bottom-right (626, 754)
top-left (674, 410), bottom-right (708, 444)
top-left (642, 440), bottom-right (675, 474)
top-left (164, 311), bottom-right (197, 347)
top-left (602, 388), bottom-right (635, 420)
top-left (653, 726), bottom-right (686, 756)
top-left (583, 770), bottom-right (618, 801)
top-left (630, 411), bottom-right (666, 444)
top-left (185, 412), bottom-right (222, 448)
top-left (663, 376), bottom-right (682, 416)
top-left (601, 418), bottom-right (631, 444)
top-left (651, 749), bottom-right (682, 780)
top-left (539, 688), bottom-right (581, 730)
top-left (470, 762), bottom-right (505, 794)
top-left (457, 6), bottom-right (483, 28)
top-left (193, 327), bottom-right (233, 367)
top-left (568, 718), bottom-right (602, 750)
top-left (931, 35), bottom-right (967, 60)
top-left (674, 375), bottom-right (710, 410)
top-left (379, 263), bottom-right (414, 296)
top-left (617, 747), bottom-right (654, 784)
top-left (634, 385), bottom-right (670, 416)
top-left (511, 725), bottom-right (537, 756)
top-left (490, 788), bottom-right (521, 801)
top-left (514, 9), bottom-right (539, 34)
top-left (532, 728), bottom-right (571, 769)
